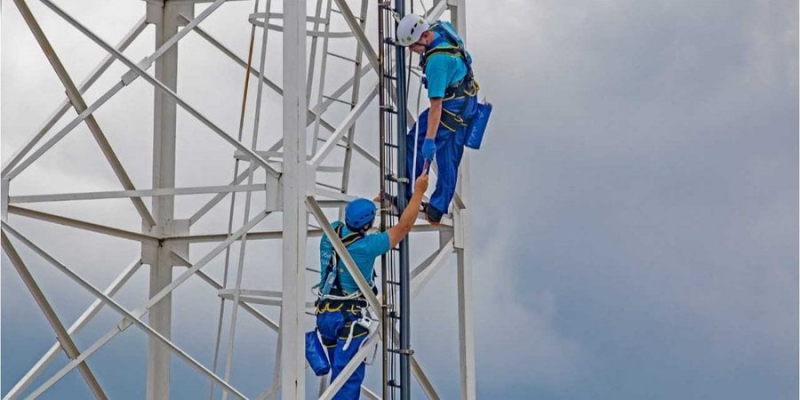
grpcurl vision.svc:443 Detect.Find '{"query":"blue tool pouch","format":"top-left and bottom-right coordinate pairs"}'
top-left (305, 329), bottom-right (330, 376)
top-left (465, 102), bottom-right (492, 150)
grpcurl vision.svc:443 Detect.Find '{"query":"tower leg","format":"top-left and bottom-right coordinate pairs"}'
top-left (147, 2), bottom-right (187, 398)
top-left (451, 1), bottom-right (477, 398)
top-left (280, 0), bottom-right (309, 399)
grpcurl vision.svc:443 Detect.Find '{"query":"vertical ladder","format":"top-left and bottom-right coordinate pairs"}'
top-left (379, 1), bottom-right (411, 399)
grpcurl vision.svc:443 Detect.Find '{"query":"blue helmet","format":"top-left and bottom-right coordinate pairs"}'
top-left (345, 198), bottom-right (376, 231)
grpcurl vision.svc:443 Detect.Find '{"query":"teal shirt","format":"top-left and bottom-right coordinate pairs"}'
top-left (424, 23), bottom-right (469, 99)
top-left (319, 221), bottom-right (390, 294)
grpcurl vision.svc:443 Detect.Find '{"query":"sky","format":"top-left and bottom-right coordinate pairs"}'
top-left (1, 0), bottom-right (798, 399)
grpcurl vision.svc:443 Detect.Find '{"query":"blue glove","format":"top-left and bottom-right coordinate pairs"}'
top-left (422, 138), bottom-right (437, 161)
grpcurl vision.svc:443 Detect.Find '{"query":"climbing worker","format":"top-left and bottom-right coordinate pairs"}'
top-left (310, 171), bottom-right (429, 399)
top-left (395, 14), bottom-right (490, 225)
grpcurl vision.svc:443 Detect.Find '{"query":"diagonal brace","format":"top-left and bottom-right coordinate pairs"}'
top-left (13, 0), bottom-right (156, 227)
top-left (39, 0), bottom-right (280, 179)
top-left (1, 233), bottom-right (108, 400)
top-left (2, 259), bottom-right (142, 400)
top-left (1, 222), bottom-right (247, 400)
top-left (0, 16), bottom-right (146, 177)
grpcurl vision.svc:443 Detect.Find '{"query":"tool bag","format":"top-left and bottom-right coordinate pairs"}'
top-left (305, 329), bottom-right (330, 376)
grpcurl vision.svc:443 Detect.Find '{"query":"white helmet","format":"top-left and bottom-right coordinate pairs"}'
top-left (396, 14), bottom-right (429, 47)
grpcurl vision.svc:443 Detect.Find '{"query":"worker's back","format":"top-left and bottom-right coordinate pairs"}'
top-left (318, 221), bottom-right (390, 295)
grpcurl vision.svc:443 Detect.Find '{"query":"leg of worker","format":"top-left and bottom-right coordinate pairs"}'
top-left (427, 96), bottom-right (476, 216)
top-left (317, 307), bottom-right (345, 375)
top-left (405, 108), bottom-right (430, 199)
top-left (331, 331), bottom-right (369, 400)
top-left (428, 127), bottom-right (465, 217)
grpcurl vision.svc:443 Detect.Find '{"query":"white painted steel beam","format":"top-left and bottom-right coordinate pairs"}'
top-left (318, 331), bottom-right (380, 400)
top-left (314, 187), bottom-right (360, 203)
top-left (10, 184), bottom-right (266, 204)
top-left (386, 325), bottom-right (441, 400)
top-left (164, 223), bottom-right (440, 244)
top-left (331, 0), bottom-right (379, 73)
top-left (311, 84), bottom-right (378, 167)
top-left (168, 251), bottom-right (281, 332)
top-left (217, 292), bottom-right (316, 308)
top-left (131, 211), bottom-right (270, 329)
top-left (450, 2), bottom-right (477, 399)
top-left (39, 0), bottom-right (280, 179)
top-left (2, 259), bottom-right (142, 400)
top-left (179, 15), bottom-right (339, 134)
top-left (1, 222), bottom-right (247, 400)
top-left (0, 16), bottom-right (146, 177)
top-left (12, 211), bottom-right (266, 397)
top-left (8, 206), bottom-right (159, 244)
top-left (411, 239), bottom-right (455, 298)
top-left (337, 0), bottom-right (370, 211)
top-left (147, 2), bottom-right (184, 396)
top-left (280, 1), bottom-right (308, 398)
top-left (189, 168), bottom-right (252, 226)
top-left (411, 355), bottom-right (440, 400)
top-left (192, 269), bottom-right (281, 332)
top-left (427, 0), bottom-right (448, 21)
top-left (249, 12), bottom-right (354, 38)
top-left (12, 0), bottom-right (156, 228)
top-left (1, 233), bottom-right (108, 400)
top-left (5, 0), bottom-right (231, 182)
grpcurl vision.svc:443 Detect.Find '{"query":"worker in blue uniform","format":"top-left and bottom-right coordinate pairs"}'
top-left (396, 14), bottom-right (480, 224)
top-left (313, 171), bottom-right (429, 399)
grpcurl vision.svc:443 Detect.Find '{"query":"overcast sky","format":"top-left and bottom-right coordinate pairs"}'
top-left (2, 0), bottom-right (798, 399)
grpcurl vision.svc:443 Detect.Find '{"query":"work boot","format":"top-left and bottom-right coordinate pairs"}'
top-left (422, 203), bottom-right (443, 225)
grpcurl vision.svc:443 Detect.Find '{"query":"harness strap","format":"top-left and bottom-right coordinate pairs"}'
top-left (330, 224), bottom-right (361, 293)
top-left (318, 224), bottom-right (365, 299)
top-left (419, 29), bottom-right (478, 131)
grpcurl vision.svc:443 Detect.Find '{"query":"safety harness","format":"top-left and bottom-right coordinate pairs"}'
top-left (317, 224), bottom-right (365, 300)
top-left (419, 22), bottom-right (479, 131)
top-left (313, 224), bottom-right (377, 354)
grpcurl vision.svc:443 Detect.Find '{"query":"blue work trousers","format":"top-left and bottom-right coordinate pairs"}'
top-left (316, 305), bottom-right (369, 400)
top-left (406, 96), bottom-right (478, 215)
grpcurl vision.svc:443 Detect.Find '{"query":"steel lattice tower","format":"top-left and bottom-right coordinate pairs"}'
top-left (1, 0), bottom-right (476, 398)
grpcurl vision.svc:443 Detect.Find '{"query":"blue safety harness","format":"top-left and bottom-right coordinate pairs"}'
top-left (420, 22), bottom-right (479, 131)
top-left (318, 224), bottom-right (365, 299)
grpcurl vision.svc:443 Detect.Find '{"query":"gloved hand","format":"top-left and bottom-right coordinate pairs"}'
top-left (422, 138), bottom-right (436, 161)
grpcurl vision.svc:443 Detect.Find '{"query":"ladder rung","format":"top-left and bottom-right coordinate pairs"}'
top-left (324, 95), bottom-right (354, 106)
top-left (381, 106), bottom-right (398, 114)
top-left (388, 348), bottom-right (414, 355)
top-left (384, 174), bottom-right (409, 184)
top-left (387, 280), bottom-right (400, 285)
top-left (388, 349), bottom-right (414, 356)
top-left (327, 52), bottom-right (357, 63)
top-left (388, 380), bottom-right (401, 388)
top-left (381, 210), bottom-right (400, 217)
top-left (383, 74), bottom-right (397, 80)
top-left (384, 142), bottom-right (398, 149)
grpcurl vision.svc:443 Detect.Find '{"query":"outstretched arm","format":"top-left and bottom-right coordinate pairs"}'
top-left (388, 170), bottom-right (429, 248)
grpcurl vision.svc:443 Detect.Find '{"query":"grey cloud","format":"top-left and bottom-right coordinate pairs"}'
top-left (3, 0), bottom-right (797, 398)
